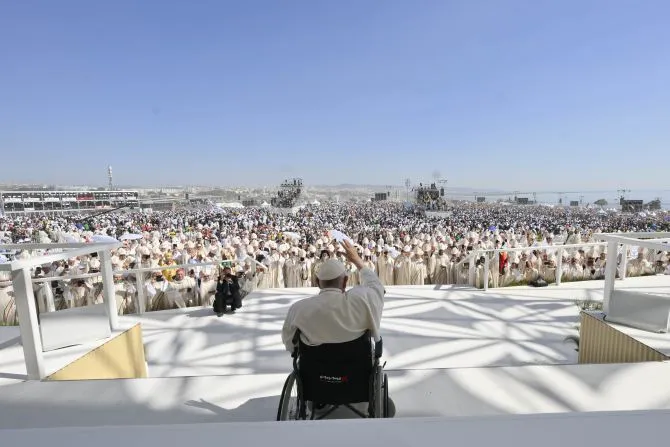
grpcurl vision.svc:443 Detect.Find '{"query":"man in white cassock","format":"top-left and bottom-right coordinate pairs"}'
top-left (281, 240), bottom-right (395, 417)
top-left (311, 251), bottom-right (329, 287)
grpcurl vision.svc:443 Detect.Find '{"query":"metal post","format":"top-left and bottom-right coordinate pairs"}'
top-left (99, 250), bottom-right (119, 330)
top-left (603, 240), bottom-right (618, 314)
top-left (483, 255), bottom-right (490, 291)
top-left (469, 251), bottom-right (478, 286)
top-left (619, 244), bottom-right (628, 280)
top-left (45, 282), bottom-right (56, 312)
top-left (555, 248), bottom-right (562, 286)
top-left (12, 268), bottom-right (45, 380)
top-left (135, 273), bottom-right (146, 315)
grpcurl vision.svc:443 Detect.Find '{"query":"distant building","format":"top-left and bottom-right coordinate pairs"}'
top-left (0, 190), bottom-right (139, 214)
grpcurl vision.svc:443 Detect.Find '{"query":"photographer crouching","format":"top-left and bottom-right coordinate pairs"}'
top-left (214, 265), bottom-right (242, 317)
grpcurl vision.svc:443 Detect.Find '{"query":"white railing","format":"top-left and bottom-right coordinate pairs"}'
top-left (469, 242), bottom-right (608, 291)
top-left (593, 232), bottom-right (670, 314)
top-left (471, 233), bottom-right (670, 291)
top-left (454, 250), bottom-right (478, 286)
top-left (30, 257), bottom-right (267, 315)
top-left (0, 241), bottom-right (121, 380)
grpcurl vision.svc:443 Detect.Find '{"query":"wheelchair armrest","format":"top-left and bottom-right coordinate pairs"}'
top-left (374, 337), bottom-right (383, 359)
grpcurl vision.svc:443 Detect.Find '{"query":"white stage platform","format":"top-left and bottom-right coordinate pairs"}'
top-left (1, 361), bottom-right (669, 429)
top-left (5, 275), bottom-right (669, 385)
top-left (1, 276), bottom-right (669, 430)
top-left (0, 279), bottom-right (603, 385)
top-left (4, 410), bottom-right (670, 447)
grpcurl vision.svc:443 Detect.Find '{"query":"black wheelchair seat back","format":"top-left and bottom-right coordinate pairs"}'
top-left (296, 331), bottom-right (373, 405)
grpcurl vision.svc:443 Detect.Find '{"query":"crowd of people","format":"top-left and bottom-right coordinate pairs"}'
top-left (1, 202), bottom-right (669, 324)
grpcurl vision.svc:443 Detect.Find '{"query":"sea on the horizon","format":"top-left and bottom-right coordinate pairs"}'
top-left (444, 189), bottom-right (669, 210)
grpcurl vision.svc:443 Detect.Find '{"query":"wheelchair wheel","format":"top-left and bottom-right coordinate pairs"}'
top-left (383, 373), bottom-right (389, 418)
top-left (371, 366), bottom-right (384, 418)
top-left (277, 371), bottom-right (304, 421)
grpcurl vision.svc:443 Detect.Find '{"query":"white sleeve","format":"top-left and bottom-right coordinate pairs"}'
top-left (357, 268), bottom-right (385, 335)
top-left (281, 305), bottom-right (298, 352)
top-left (359, 267), bottom-right (384, 300)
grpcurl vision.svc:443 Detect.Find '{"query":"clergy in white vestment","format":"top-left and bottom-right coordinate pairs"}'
top-left (502, 259), bottom-right (523, 287)
top-left (394, 246), bottom-right (413, 285)
top-left (269, 245), bottom-right (284, 288)
top-left (299, 255), bottom-right (312, 288)
top-left (346, 261), bottom-right (359, 286)
top-left (433, 248), bottom-right (450, 285)
top-left (426, 246), bottom-right (437, 284)
top-left (540, 254), bottom-right (557, 283)
top-left (113, 274), bottom-right (136, 315)
top-left (64, 279), bottom-right (96, 308)
top-left (489, 250), bottom-right (500, 288)
top-left (410, 249), bottom-right (428, 285)
top-left (167, 268), bottom-right (198, 308)
top-left (199, 266), bottom-right (218, 306)
top-left (566, 257), bottom-right (584, 282)
top-left (255, 257), bottom-right (272, 290)
top-left (146, 273), bottom-right (170, 311)
top-left (33, 281), bottom-right (55, 313)
top-left (376, 249), bottom-right (394, 286)
top-left (629, 249), bottom-right (653, 277)
top-left (283, 250), bottom-right (301, 288)
top-left (523, 261), bottom-right (539, 283)
top-left (450, 249), bottom-right (461, 285)
top-left (363, 249), bottom-right (376, 273)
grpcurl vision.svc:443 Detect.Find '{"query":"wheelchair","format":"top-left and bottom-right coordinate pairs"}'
top-left (277, 329), bottom-right (390, 420)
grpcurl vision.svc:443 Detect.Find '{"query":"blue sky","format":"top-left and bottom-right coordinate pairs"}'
top-left (1, 0), bottom-right (669, 190)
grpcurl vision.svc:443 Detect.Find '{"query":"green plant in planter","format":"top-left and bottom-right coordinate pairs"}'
top-left (574, 299), bottom-right (604, 311)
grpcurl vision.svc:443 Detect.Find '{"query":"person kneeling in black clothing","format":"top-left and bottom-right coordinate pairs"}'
top-left (214, 266), bottom-right (242, 316)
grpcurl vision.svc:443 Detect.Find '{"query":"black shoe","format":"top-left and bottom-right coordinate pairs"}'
top-left (216, 312), bottom-right (223, 317)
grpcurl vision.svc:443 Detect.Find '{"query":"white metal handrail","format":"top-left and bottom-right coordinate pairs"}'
top-left (594, 232), bottom-right (670, 314)
top-left (479, 242), bottom-right (607, 256)
top-left (29, 257), bottom-right (265, 315)
top-left (471, 242), bottom-right (608, 290)
top-left (0, 241), bottom-right (121, 380)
